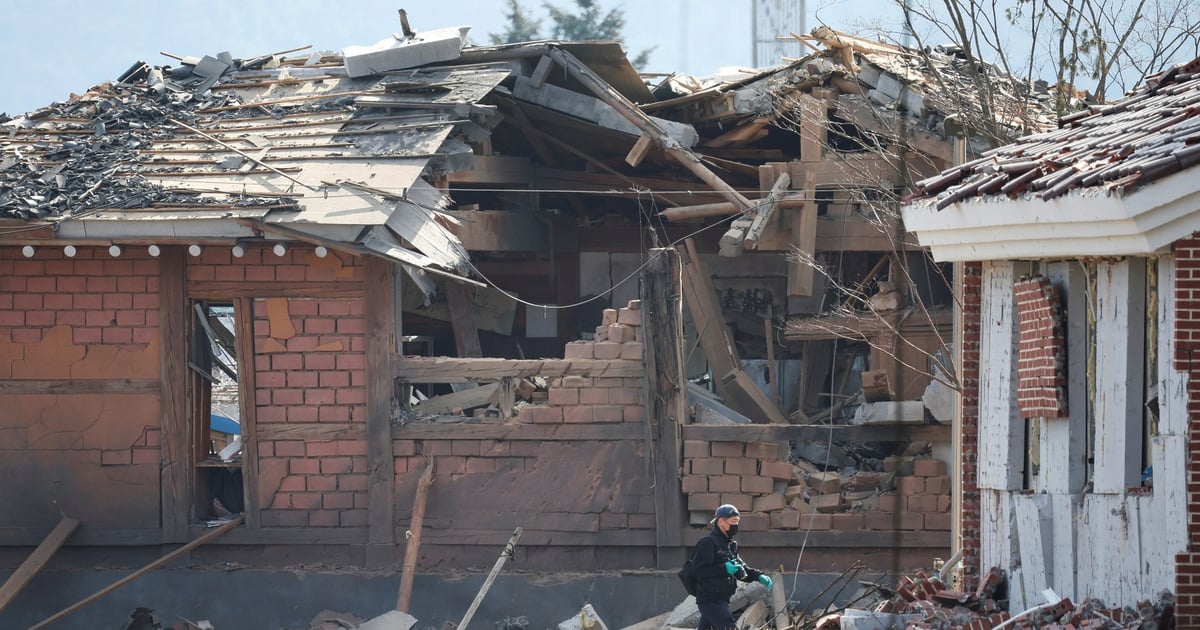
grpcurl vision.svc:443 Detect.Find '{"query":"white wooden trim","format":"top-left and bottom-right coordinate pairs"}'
top-left (1158, 256), bottom-right (1189, 438)
top-left (979, 489), bottom-right (1015, 580)
top-left (977, 261), bottom-right (1023, 491)
top-left (1013, 494), bottom-right (1051, 605)
top-left (1092, 259), bottom-right (1145, 493)
top-left (1049, 493), bottom-right (1078, 600)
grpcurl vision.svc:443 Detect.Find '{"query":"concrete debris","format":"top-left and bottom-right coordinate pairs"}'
top-left (343, 25), bottom-right (469, 78)
top-left (851, 401), bottom-right (926, 425)
top-left (356, 610), bottom-right (417, 630)
top-left (660, 581), bottom-right (769, 629)
top-left (307, 609), bottom-right (364, 629)
top-left (557, 604), bottom-right (609, 630)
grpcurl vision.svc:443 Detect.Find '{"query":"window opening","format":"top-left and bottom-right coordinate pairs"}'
top-left (189, 300), bottom-right (244, 524)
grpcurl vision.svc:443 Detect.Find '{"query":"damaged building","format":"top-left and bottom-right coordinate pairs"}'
top-left (0, 14), bottom-right (1059, 628)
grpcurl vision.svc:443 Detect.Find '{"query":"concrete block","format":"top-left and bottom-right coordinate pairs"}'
top-left (683, 440), bottom-right (710, 458)
top-left (852, 401), bottom-right (926, 425)
top-left (592, 342), bottom-right (622, 360)
top-left (770, 509), bottom-right (801, 529)
top-left (709, 475), bottom-right (741, 493)
top-left (811, 493), bottom-right (843, 513)
top-left (681, 475), bottom-right (708, 493)
top-left (806, 513), bottom-right (831, 530)
top-left (601, 308), bottom-right (618, 325)
top-left (619, 341), bottom-right (643, 360)
top-left (711, 441), bottom-right (744, 457)
top-left (739, 512), bottom-right (770, 531)
top-left (744, 441), bottom-right (786, 460)
top-left (358, 610), bottom-right (417, 630)
top-left (607, 324), bottom-right (633, 342)
top-left (616, 307), bottom-right (642, 326)
top-left (557, 604), bottom-right (608, 630)
top-left (687, 493), bottom-right (720, 511)
top-left (922, 375), bottom-right (955, 423)
top-left (343, 26), bottom-right (469, 78)
top-left (690, 458), bottom-right (723, 475)
top-left (752, 492), bottom-right (787, 512)
top-left (548, 388), bottom-right (579, 405)
top-left (831, 512), bottom-right (865, 530)
top-left (741, 475), bottom-right (774, 495)
top-left (563, 342), bottom-right (594, 359)
top-left (724, 457), bottom-right (758, 475)
top-left (721, 494), bottom-right (754, 511)
top-left (759, 459), bottom-right (795, 481)
top-left (807, 471), bottom-right (842, 494)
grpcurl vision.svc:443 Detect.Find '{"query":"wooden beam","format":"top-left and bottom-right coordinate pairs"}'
top-left (720, 370), bottom-right (788, 424)
top-left (545, 47), bottom-right (754, 213)
top-left (681, 422), bottom-right (951, 443)
top-left (187, 280), bottom-right (363, 299)
top-left (158, 246), bottom-right (190, 544)
top-left (457, 527), bottom-right (523, 630)
top-left (30, 517), bottom-right (242, 629)
top-left (624, 134), bottom-right (655, 167)
top-left (392, 357), bottom-right (642, 383)
top-left (396, 461), bottom-right (434, 612)
top-left (678, 238), bottom-right (739, 399)
top-left (641, 248), bottom-right (686, 547)
top-left (659, 197), bottom-right (805, 221)
top-left (444, 282), bottom-right (483, 358)
top-left (394, 422), bottom-right (641, 441)
top-left (743, 172), bottom-right (790, 250)
top-left (788, 170), bottom-right (818, 297)
top-left (365, 257), bottom-right (397, 552)
top-left (234, 297), bottom-right (261, 529)
top-left (0, 379), bottom-right (159, 395)
top-left (258, 423), bottom-right (366, 441)
top-left (0, 517), bottom-right (79, 612)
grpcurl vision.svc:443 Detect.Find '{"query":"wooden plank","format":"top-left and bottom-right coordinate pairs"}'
top-left (1093, 258), bottom-right (1146, 493)
top-left (158, 246), bottom-right (190, 544)
top-left (624, 133), bottom-right (655, 167)
top-left (641, 248), bottom-right (686, 547)
top-left (445, 282), bottom-right (483, 358)
top-left (258, 423), bottom-right (366, 441)
top-left (765, 316), bottom-right (778, 404)
top-left (0, 528), bottom-right (160, 547)
top-left (446, 155), bottom-right (532, 185)
top-left (743, 172), bottom-right (790, 250)
top-left (1044, 262), bottom-right (1088, 494)
top-left (1049, 493), bottom-right (1078, 600)
top-left (412, 383), bottom-right (498, 415)
top-left (659, 197), bottom-right (805, 221)
top-left (681, 423), bottom-right (950, 443)
top-left (1013, 494), bottom-right (1049, 606)
top-left (394, 422), bottom-right (642, 441)
top-left (721, 370), bottom-right (788, 424)
top-left (365, 257), bottom-right (397, 549)
top-left (679, 238), bottom-right (738, 399)
top-left (979, 490), bottom-right (1014, 580)
top-left (186, 525), bottom-right (367, 545)
top-left (0, 517), bottom-right (80, 612)
top-left (30, 517), bottom-right (242, 629)
top-left (391, 357), bottom-right (643, 382)
top-left (187, 280), bottom-right (363, 299)
top-left (788, 172), bottom-right (818, 297)
top-left (396, 461), bottom-right (434, 612)
top-left (234, 298), bottom-right (260, 529)
top-left (1158, 257), bottom-right (1189, 438)
top-left (0, 379), bottom-right (159, 395)
top-left (977, 261), bottom-right (1023, 491)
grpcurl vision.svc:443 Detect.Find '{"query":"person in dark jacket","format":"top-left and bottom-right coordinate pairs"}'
top-left (690, 504), bottom-right (773, 630)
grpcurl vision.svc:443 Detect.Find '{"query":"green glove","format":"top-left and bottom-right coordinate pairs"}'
top-left (724, 560), bottom-right (740, 575)
top-left (757, 574), bottom-right (773, 589)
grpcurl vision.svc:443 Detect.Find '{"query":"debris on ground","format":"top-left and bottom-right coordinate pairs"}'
top-left (557, 604), bottom-right (609, 630)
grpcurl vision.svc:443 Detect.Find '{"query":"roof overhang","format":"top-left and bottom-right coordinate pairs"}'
top-left (902, 167), bottom-right (1200, 261)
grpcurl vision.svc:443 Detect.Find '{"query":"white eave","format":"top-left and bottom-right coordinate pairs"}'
top-left (901, 167), bottom-right (1200, 261)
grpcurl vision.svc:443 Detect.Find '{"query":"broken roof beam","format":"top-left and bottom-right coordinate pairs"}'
top-left (545, 47), bottom-right (756, 215)
top-left (660, 196), bottom-right (805, 221)
top-left (392, 357), bottom-right (643, 383)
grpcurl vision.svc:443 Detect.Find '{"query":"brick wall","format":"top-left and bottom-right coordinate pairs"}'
top-left (1174, 238), bottom-right (1200, 624)
top-left (195, 247), bottom-right (375, 529)
top-left (1014, 275), bottom-right (1068, 419)
top-left (960, 261), bottom-right (982, 591)
top-left (0, 246), bottom-right (162, 529)
top-left (681, 439), bottom-right (952, 535)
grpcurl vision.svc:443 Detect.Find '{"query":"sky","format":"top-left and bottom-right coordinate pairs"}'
top-left (0, 0), bottom-right (899, 116)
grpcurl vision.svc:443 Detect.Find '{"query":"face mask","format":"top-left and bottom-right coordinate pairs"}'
top-left (726, 524), bottom-right (739, 537)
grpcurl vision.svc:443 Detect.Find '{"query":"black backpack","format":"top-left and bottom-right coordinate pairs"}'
top-left (677, 554), bottom-right (698, 596)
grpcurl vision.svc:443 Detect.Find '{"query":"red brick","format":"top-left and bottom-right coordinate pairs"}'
top-left (592, 406), bottom-right (623, 423)
top-left (683, 440), bottom-right (710, 458)
top-left (323, 492), bottom-right (354, 509)
top-left (340, 509), bottom-right (369, 527)
top-left (100, 449), bottom-right (132, 465)
top-left (682, 475), bottom-right (708, 493)
top-left (724, 457), bottom-right (757, 475)
top-left (711, 441), bottom-right (744, 457)
top-left (599, 512), bottom-right (628, 529)
top-left (760, 460), bottom-right (795, 481)
top-left (709, 475), bottom-right (741, 493)
top-left (915, 458), bottom-right (947, 477)
top-left (770, 509), bottom-right (801, 529)
top-left (805, 513), bottom-right (832, 530)
top-left (290, 458), bottom-right (320, 474)
top-left (279, 476), bottom-right (306, 492)
top-left (878, 493), bottom-right (901, 512)
top-left (320, 457), bottom-right (353, 474)
top-left (691, 458), bottom-right (723, 475)
top-left (831, 512), bottom-right (865, 530)
top-left (306, 475), bottom-right (336, 492)
top-left (308, 510), bottom-right (340, 527)
top-left (752, 493), bottom-right (787, 512)
top-left (578, 388), bottom-right (609, 405)
top-left (306, 441), bottom-right (338, 457)
top-left (739, 512), bottom-right (769, 531)
top-left (741, 476), bottom-right (774, 495)
top-left (925, 475), bottom-right (951, 495)
top-left (924, 512), bottom-right (952, 530)
top-left (548, 388), bottom-right (579, 405)
top-left (720, 494), bottom-right (754, 511)
top-left (592, 342), bottom-right (622, 359)
top-left (688, 493), bottom-right (720, 511)
top-left (907, 495), bottom-right (939, 512)
top-left (563, 342), bottom-right (594, 358)
top-left (131, 448), bottom-right (159, 465)
top-left (562, 406), bottom-right (593, 423)
top-left (290, 493), bottom-right (321, 509)
top-left (896, 476), bottom-right (926, 495)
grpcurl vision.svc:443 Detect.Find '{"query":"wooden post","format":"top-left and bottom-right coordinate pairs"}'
top-left (0, 517), bottom-right (79, 612)
top-left (457, 527), bottom-right (523, 630)
top-left (641, 248), bottom-right (686, 547)
top-left (30, 517), bottom-right (242, 629)
top-left (159, 246), bottom-right (190, 543)
top-left (679, 239), bottom-right (738, 399)
top-left (444, 283), bottom-right (482, 358)
top-left (234, 297), bottom-right (260, 528)
top-left (365, 257), bottom-right (398, 560)
top-left (396, 460), bottom-right (435, 612)
top-left (765, 313), bottom-right (778, 405)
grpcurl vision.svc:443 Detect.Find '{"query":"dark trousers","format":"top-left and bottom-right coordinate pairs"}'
top-left (697, 598), bottom-right (736, 630)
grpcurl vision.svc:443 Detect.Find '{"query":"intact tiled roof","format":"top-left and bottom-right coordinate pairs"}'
top-left (910, 57), bottom-right (1200, 209)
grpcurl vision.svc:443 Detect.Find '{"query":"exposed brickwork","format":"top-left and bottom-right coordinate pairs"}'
top-left (1014, 275), bottom-right (1068, 419)
top-left (1175, 237), bottom-right (1200, 626)
top-left (960, 262), bottom-right (982, 591)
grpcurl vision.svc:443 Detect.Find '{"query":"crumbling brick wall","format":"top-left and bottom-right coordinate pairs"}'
top-left (960, 261), bottom-right (982, 591)
top-left (1013, 274), bottom-right (1068, 419)
top-left (681, 440), bottom-right (952, 537)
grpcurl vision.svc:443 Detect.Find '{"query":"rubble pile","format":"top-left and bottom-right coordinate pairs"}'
top-left (820, 568), bottom-right (1176, 630)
